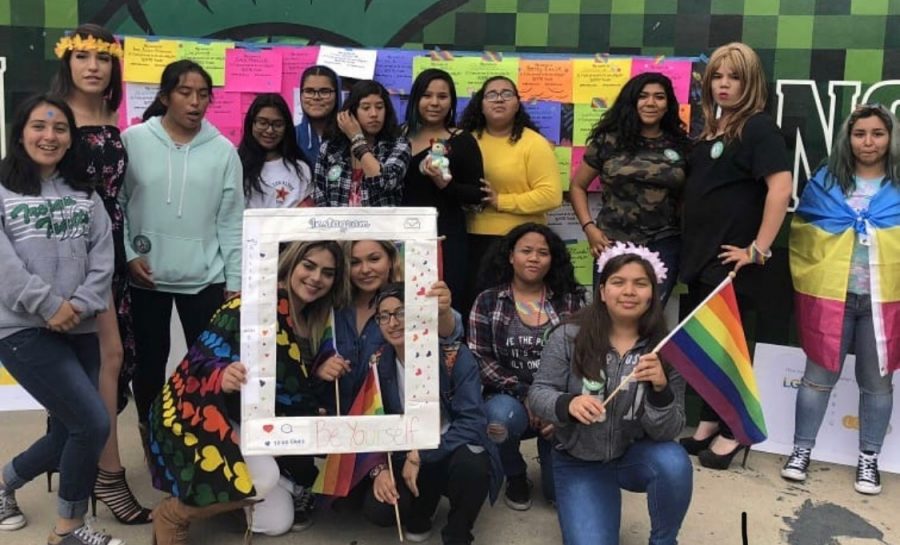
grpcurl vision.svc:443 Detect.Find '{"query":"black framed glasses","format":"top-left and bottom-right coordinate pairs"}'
top-left (374, 308), bottom-right (405, 325)
top-left (484, 89), bottom-right (517, 102)
top-left (253, 118), bottom-right (286, 132)
top-left (301, 87), bottom-right (336, 98)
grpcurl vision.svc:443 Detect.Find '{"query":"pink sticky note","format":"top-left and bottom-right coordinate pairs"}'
top-left (278, 46), bottom-right (320, 115)
top-left (218, 126), bottom-right (242, 146)
top-left (225, 48), bottom-right (282, 92)
top-left (240, 92), bottom-right (258, 118)
top-left (629, 58), bottom-right (692, 105)
top-left (117, 82), bottom-right (129, 131)
top-left (571, 147), bottom-right (603, 192)
top-left (206, 90), bottom-right (243, 131)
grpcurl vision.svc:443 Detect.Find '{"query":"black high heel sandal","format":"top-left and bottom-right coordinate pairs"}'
top-left (92, 468), bottom-right (153, 525)
top-left (679, 434), bottom-right (716, 456)
top-left (698, 444), bottom-right (751, 470)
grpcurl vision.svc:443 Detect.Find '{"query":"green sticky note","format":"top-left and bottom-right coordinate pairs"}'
top-left (180, 41), bottom-right (233, 86)
top-left (568, 241), bottom-right (594, 286)
top-left (573, 104), bottom-right (605, 147)
top-left (554, 146), bottom-right (572, 191)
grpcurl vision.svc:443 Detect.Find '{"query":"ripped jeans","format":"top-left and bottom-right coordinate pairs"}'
top-left (793, 293), bottom-right (894, 453)
top-left (483, 393), bottom-right (554, 501)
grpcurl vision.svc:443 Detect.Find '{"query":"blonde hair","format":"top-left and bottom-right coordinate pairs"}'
top-left (700, 42), bottom-right (768, 142)
top-left (277, 241), bottom-right (350, 353)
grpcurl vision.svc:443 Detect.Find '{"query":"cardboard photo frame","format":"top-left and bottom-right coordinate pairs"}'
top-left (240, 207), bottom-right (440, 455)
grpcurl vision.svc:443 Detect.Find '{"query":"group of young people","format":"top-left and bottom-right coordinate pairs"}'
top-left (0, 22), bottom-right (896, 545)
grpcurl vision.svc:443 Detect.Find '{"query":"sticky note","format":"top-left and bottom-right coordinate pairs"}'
top-left (375, 49), bottom-right (421, 95)
top-left (567, 241), bottom-right (594, 286)
top-left (571, 146), bottom-right (602, 191)
top-left (572, 58), bottom-right (631, 105)
top-left (124, 82), bottom-right (159, 125)
top-left (629, 57), bottom-right (692, 105)
top-left (572, 104), bottom-right (606, 147)
top-left (225, 48), bottom-right (282, 92)
top-left (180, 41), bottom-right (232, 86)
top-left (413, 56), bottom-right (519, 98)
top-left (123, 37), bottom-right (180, 84)
top-left (317, 45), bottom-right (377, 80)
top-left (518, 60), bottom-right (573, 103)
top-left (205, 91), bottom-right (242, 135)
top-left (554, 146), bottom-right (572, 191)
top-left (278, 46), bottom-right (320, 114)
top-left (523, 101), bottom-right (562, 144)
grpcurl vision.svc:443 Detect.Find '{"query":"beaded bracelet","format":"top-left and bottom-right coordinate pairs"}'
top-left (748, 240), bottom-right (772, 265)
top-left (350, 133), bottom-right (366, 145)
top-left (351, 141), bottom-right (370, 161)
top-left (581, 220), bottom-right (596, 231)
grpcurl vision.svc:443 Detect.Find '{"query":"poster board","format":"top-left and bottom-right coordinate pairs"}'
top-left (239, 208), bottom-right (441, 455)
top-left (753, 343), bottom-right (899, 474)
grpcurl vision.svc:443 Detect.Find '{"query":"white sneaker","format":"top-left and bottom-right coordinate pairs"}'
top-left (854, 452), bottom-right (882, 495)
top-left (780, 446), bottom-right (812, 482)
top-left (0, 488), bottom-right (26, 531)
top-left (49, 518), bottom-right (124, 545)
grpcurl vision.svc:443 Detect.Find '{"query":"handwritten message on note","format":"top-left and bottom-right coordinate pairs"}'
top-left (572, 58), bottom-right (632, 105)
top-left (180, 41), bottom-right (232, 86)
top-left (278, 46), bottom-right (320, 112)
top-left (123, 37), bottom-right (180, 84)
top-left (554, 146), bottom-right (572, 191)
top-left (317, 45), bottom-right (377, 80)
top-left (412, 56), bottom-right (519, 98)
top-left (124, 82), bottom-right (159, 126)
top-left (572, 104), bottom-right (606, 147)
top-left (225, 48), bottom-right (282, 92)
top-left (375, 49), bottom-right (421, 94)
top-left (522, 101), bottom-right (562, 144)
top-left (205, 91), bottom-right (242, 144)
top-left (567, 241), bottom-right (594, 285)
top-left (629, 57), bottom-right (692, 104)
top-left (518, 60), bottom-right (573, 103)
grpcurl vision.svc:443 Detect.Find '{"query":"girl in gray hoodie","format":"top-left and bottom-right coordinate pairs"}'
top-left (0, 95), bottom-right (119, 545)
top-left (527, 246), bottom-right (691, 545)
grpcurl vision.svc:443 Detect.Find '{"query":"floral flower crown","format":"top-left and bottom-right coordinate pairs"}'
top-left (54, 34), bottom-right (123, 59)
top-left (596, 241), bottom-right (668, 284)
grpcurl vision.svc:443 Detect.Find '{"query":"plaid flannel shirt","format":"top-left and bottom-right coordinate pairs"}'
top-left (312, 136), bottom-right (411, 207)
top-left (468, 284), bottom-right (585, 399)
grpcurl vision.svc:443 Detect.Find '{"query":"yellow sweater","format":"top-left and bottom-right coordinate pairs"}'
top-left (467, 128), bottom-right (563, 236)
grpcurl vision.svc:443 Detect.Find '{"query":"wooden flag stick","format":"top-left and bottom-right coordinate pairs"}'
top-left (334, 379), bottom-right (341, 416)
top-left (386, 456), bottom-right (404, 542)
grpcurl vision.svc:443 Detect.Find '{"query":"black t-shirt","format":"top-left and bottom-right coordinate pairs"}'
top-left (401, 130), bottom-right (484, 236)
top-left (680, 113), bottom-right (790, 289)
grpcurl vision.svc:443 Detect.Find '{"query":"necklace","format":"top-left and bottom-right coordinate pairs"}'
top-left (513, 285), bottom-right (546, 327)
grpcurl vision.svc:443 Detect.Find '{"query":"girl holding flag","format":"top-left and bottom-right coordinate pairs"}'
top-left (783, 104), bottom-right (900, 495)
top-left (146, 241), bottom-right (351, 542)
top-left (527, 243), bottom-right (691, 545)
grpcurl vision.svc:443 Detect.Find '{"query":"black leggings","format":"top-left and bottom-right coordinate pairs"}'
top-left (131, 283), bottom-right (224, 423)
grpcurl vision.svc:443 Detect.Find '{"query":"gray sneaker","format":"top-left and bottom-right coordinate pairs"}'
top-left (0, 488), bottom-right (26, 531)
top-left (48, 520), bottom-right (124, 545)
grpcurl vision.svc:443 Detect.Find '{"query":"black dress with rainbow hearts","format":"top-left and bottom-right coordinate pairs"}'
top-left (147, 290), bottom-right (330, 506)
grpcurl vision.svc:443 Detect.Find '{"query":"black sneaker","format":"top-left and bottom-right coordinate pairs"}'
top-left (291, 485), bottom-right (315, 531)
top-left (0, 488), bottom-right (25, 531)
top-left (780, 446), bottom-right (812, 482)
top-left (504, 474), bottom-right (532, 511)
top-left (855, 452), bottom-right (882, 495)
top-left (47, 519), bottom-right (124, 545)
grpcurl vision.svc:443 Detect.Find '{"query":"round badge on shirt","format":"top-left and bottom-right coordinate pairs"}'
top-left (327, 165), bottom-right (342, 182)
top-left (710, 141), bottom-right (724, 159)
top-left (663, 149), bottom-right (681, 162)
top-left (133, 235), bottom-right (151, 254)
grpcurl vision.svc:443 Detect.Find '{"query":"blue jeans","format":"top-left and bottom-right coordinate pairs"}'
top-left (794, 293), bottom-right (894, 453)
top-left (553, 441), bottom-right (693, 545)
top-left (483, 393), bottom-right (554, 501)
top-left (0, 329), bottom-right (109, 519)
top-left (594, 236), bottom-right (680, 306)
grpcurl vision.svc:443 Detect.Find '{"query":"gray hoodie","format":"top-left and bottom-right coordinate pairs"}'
top-left (527, 323), bottom-right (685, 462)
top-left (0, 175), bottom-right (113, 339)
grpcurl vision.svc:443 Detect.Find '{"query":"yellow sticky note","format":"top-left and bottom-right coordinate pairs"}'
top-left (572, 58), bottom-right (631, 105)
top-left (573, 104), bottom-right (606, 147)
top-left (414, 56), bottom-right (520, 98)
top-left (567, 241), bottom-right (594, 286)
top-left (124, 37), bottom-right (181, 84)
top-left (180, 41), bottom-right (233, 86)
top-left (554, 146), bottom-right (572, 191)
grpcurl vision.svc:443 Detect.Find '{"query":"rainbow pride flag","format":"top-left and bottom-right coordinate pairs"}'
top-left (658, 276), bottom-right (767, 445)
top-left (790, 167), bottom-right (900, 375)
top-left (312, 363), bottom-right (386, 496)
top-left (312, 309), bottom-right (339, 370)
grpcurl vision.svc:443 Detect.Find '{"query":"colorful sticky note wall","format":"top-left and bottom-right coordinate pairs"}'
top-left (412, 55), bottom-right (519, 98)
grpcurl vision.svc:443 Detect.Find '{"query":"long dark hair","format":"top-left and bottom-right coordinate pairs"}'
top-left (482, 223), bottom-right (583, 301)
top-left (586, 72), bottom-right (689, 155)
top-left (238, 93), bottom-right (309, 199)
top-left (404, 69), bottom-right (458, 134)
top-left (142, 60), bottom-right (213, 121)
top-left (0, 95), bottom-right (90, 196)
top-left (459, 76), bottom-right (539, 143)
top-left (826, 104), bottom-right (900, 194)
top-left (300, 64), bottom-right (341, 139)
top-left (571, 254), bottom-right (668, 382)
top-left (335, 80), bottom-right (401, 146)
top-left (50, 24), bottom-right (123, 112)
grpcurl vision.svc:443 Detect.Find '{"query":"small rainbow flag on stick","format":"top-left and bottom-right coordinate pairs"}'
top-left (312, 309), bottom-right (338, 370)
top-left (657, 274), bottom-right (767, 445)
top-left (312, 363), bottom-right (386, 496)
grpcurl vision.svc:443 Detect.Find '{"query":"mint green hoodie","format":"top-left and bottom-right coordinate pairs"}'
top-left (119, 117), bottom-right (243, 294)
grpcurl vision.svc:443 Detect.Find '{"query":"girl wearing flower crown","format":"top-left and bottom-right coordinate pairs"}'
top-left (679, 42), bottom-right (792, 469)
top-left (50, 23), bottom-right (151, 525)
top-left (528, 242), bottom-right (690, 545)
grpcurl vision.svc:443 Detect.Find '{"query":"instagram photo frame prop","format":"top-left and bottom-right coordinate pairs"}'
top-left (240, 207), bottom-right (440, 455)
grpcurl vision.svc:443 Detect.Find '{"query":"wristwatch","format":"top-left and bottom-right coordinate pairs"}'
top-left (369, 463), bottom-right (388, 479)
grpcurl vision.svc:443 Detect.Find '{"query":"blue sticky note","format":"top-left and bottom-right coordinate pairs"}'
top-left (455, 96), bottom-right (471, 124)
top-left (389, 95), bottom-right (409, 124)
top-left (523, 101), bottom-right (562, 144)
top-left (374, 50), bottom-right (420, 96)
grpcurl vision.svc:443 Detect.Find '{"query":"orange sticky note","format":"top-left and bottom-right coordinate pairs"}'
top-left (518, 60), bottom-right (573, 103)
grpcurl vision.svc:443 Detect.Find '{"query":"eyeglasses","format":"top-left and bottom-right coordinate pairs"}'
top-left (484, 90), bottom-right (517, 102)
top-left (253, 118), bottom-right (286, 132)
top-left (302, 87), bottom-right (336, 98)
top-left (374, 308), bottom-right (405, 325)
